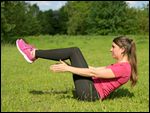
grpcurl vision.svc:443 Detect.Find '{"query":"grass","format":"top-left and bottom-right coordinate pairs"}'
top-left (1, 35), bottom-right (149, 112)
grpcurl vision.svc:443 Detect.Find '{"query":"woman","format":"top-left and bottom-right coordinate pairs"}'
top-left (16, 36), bottom-right (138, 101)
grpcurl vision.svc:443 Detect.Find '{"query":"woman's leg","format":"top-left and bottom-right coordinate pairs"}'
top-left (36, 47), bottom-right (99, 101)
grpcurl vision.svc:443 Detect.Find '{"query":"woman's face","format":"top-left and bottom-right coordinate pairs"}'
top-left (110, 42), bottom-right (124, 59)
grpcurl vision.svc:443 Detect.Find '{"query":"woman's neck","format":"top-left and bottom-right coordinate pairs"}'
top-left (116, 55), bottom-right (129, 63)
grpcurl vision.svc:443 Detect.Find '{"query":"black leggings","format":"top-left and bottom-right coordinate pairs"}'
top-left (35, 47), bottom-right (99, 101)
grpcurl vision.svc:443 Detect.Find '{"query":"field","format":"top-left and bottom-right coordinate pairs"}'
top-left (1, 35), bottom-right (149, 112)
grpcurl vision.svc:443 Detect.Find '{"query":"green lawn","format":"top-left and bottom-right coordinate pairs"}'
top-left (1, 35), bottom-right (149, 112)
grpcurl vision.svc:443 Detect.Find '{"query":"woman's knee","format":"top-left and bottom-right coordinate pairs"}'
top-left (71, 47), bottom-right (80, 52)
top-left (71, 47), bottom-right (80, 50)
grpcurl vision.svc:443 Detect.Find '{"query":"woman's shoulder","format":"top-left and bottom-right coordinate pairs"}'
top-left (107, 62), bottom-right (131, 77)
top-left (112, 62), bottom-right (130, 67)
top-left (112, 62), bottom-right (131, 70)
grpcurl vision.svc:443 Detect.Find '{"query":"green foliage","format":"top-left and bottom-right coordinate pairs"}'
top-left (65, 1), bottom-right (91, 35)
top-left (64, 1), bottom-right (149, 35)
top-left (86, 1), bottom-right (126, 35)
top-left (38, 10), bottom-right (54, 35)
top-left (1, 1), bottom-right (149, 42)
top-left (1, 2), bottom-right (16, 41)
top-left (136, 5), bottom-right (149, 34)
top-left (1, 1), bottom-right (41, 40)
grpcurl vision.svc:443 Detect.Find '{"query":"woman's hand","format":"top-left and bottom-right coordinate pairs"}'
top-left (50, 60), bottom-right (69, 72)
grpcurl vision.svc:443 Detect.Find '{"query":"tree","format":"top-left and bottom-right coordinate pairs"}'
top-left (57, 6), bottom-right (68, 34)
top-left (86, 1), bottom-right (128, 35)
top-left (1, 1), bottom-right (17, 41)
top-left (1, 1), bottom-right (41, 42)
top-left (64, 1), bottom-right (91, 35)
top-left (37, 9), bottom-right (55, 35)
top-left (136, 3), bottom-right (149, 34)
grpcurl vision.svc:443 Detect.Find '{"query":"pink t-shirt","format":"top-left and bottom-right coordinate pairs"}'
top-left (92, 62), bottom-right (131, 100)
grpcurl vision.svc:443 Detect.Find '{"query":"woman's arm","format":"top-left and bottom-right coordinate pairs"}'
top-left (50, 60), bottom-right (115, 79)
top-left (89, 66), bottom-right (106, 70)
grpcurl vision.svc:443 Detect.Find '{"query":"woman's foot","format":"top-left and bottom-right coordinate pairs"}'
top-left (16, 39), bottom-right (37, 63)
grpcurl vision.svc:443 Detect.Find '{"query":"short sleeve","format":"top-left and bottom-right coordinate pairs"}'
top-left (106, 63), bottom-right (130, 78)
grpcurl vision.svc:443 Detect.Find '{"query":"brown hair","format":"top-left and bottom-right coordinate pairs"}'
top-left (113, 36), bottom-right (138, 87)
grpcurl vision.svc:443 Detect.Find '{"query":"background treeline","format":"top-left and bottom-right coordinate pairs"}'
top-left (1, 1), bottom-right (149, 41)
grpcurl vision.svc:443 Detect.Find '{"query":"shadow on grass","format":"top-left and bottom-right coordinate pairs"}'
top-left (107, 88), bottom-right (134, 100)
top-left (29, 87), bottom-right (134, 101)
top-left (29, 89), bottom-right (69, 95)
top-left (29, 89), bottom-right (78, 100)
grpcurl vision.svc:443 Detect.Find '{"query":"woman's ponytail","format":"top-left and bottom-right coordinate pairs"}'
top-left (128, 40), bottom-right (138, 87)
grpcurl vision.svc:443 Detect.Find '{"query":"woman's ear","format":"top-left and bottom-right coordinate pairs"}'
top-left (121, 47), bottom-right (125, 54)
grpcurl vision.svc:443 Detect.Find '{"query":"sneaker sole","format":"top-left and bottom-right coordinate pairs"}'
top-left (16, 40), bottom-right (33, 63)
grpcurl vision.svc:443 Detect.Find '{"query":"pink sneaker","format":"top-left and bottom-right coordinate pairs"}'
top-left (19, 39), bottom-right (37, 50)
top-left (16, 39), bottom-right (37, 63)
